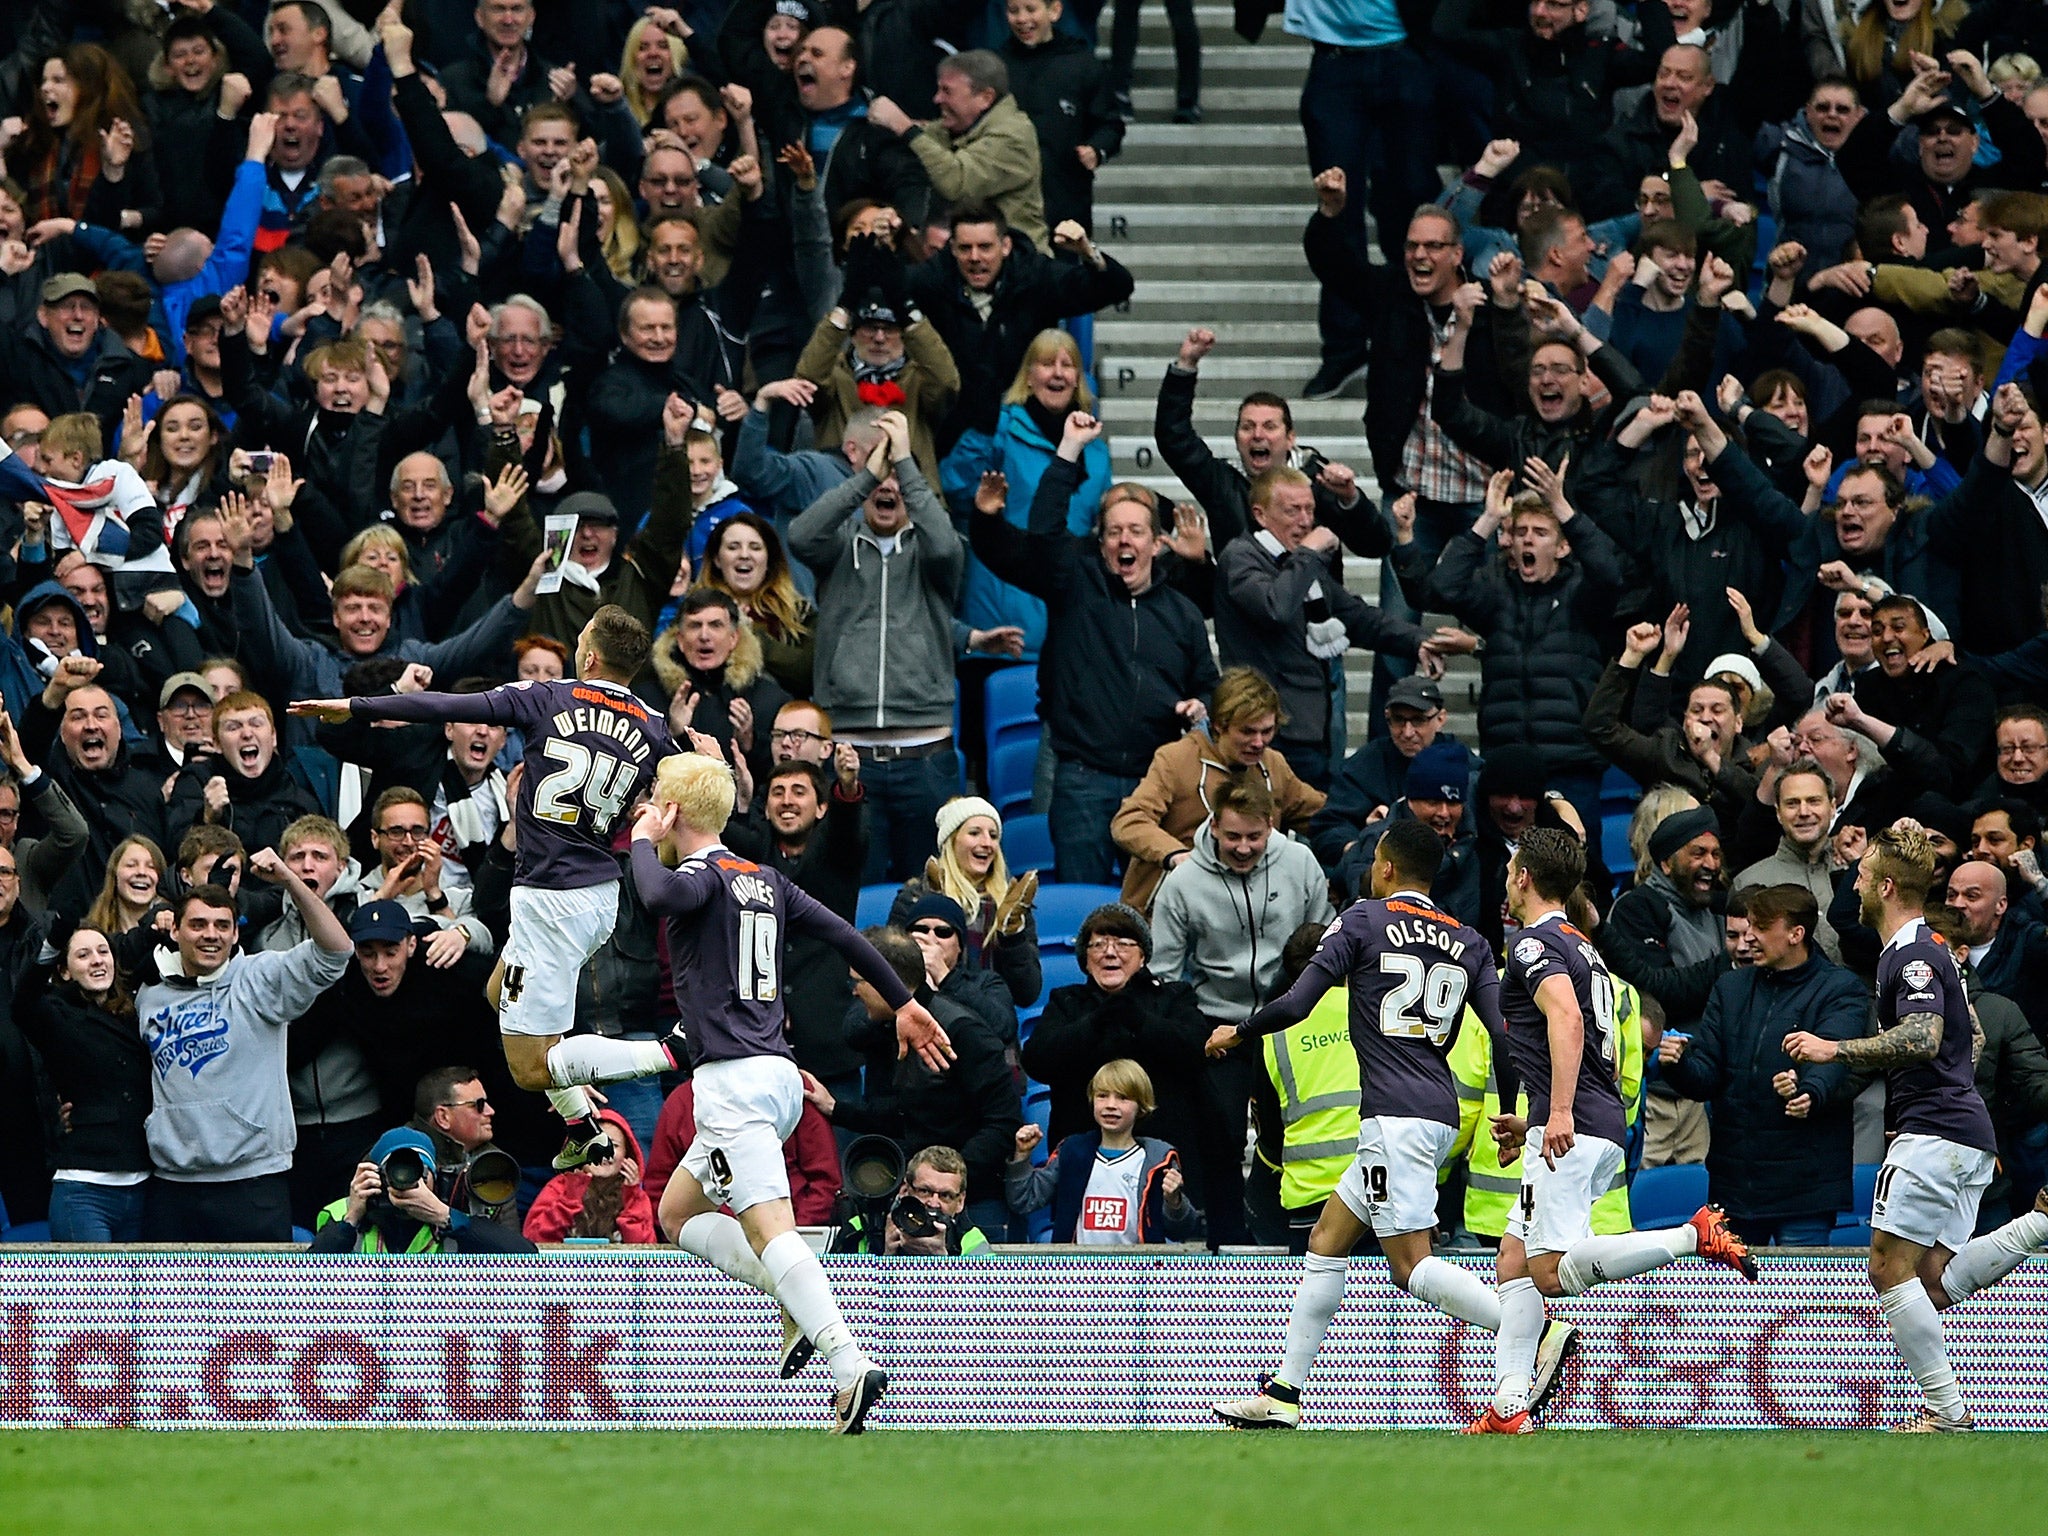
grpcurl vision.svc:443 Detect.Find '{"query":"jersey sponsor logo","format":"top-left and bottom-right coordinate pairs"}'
top-left (568, 685), bottom-right (649, 719)
top-left (1383, 898), bottom-right (1448, 923)
top-left (1513, 937), bottom-right (1546, 967)
top-left (1080, 1195), bottom-right (1128, 1233)
top-left (714, 856), bottom-right (761, 874)
top-left (1901, 960), bottom-right (1936, 991)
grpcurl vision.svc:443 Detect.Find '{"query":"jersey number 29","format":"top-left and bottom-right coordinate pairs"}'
top-left (532, 740), bottom-right (637, 836)
top-left (1378, 953), bottom-right (1468, 1046)
top-left (737, 910), bottom-right (779, 1002)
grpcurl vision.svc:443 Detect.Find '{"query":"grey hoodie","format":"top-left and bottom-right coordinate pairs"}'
top-left (137, 938), bottom-right (353, 1183)
top-left (788, 453), bottom-right (963, 732)
top-left (1149, 822), bottom-right (1333, 1027)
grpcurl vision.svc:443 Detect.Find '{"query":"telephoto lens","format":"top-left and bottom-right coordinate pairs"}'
top-left (380, 1145), bottom-right (429, 1193)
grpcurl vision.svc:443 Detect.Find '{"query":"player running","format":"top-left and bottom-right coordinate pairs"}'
top-left (1471, 826), bottom-right (1756, 1435)
top-left (291, 606), bottom-right (680, 1168)
top-left (632, 750), bottom-right (953, 1434)
top-left (1784, 821), bottom-right (2048, 1432)
top-left (1205, 821), bottom-right (1575, 1429)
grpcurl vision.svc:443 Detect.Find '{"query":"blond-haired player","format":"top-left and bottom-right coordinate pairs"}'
top-left (631, 750), bottom-right (953, 1433)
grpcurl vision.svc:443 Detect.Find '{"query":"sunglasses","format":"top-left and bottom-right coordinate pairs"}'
top-left (909, 923), bottom-right (957, 939)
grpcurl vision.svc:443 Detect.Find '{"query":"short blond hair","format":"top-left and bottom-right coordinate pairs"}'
top-left (279, 814), bottom-right (347, 861)
top-left (39, 412), bottom-right (102, 464)
top-left (1088, 1058), bottom-right (1156, 1116)
top-left (654, 750), bottom-right (736, 834)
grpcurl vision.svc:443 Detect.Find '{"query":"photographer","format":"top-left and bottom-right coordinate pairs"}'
top-left (521, 1109), bottom-right (658, 1244)
top-left (830, 1145), bottom-right (994, 1256)
top-left (309, 1127), bottom-right (537, 1254)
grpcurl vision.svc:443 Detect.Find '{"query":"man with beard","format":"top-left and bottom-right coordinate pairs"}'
top-left (642, 590), bottom-right (790, 787)
top-left (20, 660), bottom-right (168, 921)
top-left (1823, 595), bottom-right (1995, 799)
top-left (1945, 858), bottom-right (2048, 1048)
top-left (165, 690), bottom-right (327, 859)
top-left (1599, 804), bottom-right (1728, 1165)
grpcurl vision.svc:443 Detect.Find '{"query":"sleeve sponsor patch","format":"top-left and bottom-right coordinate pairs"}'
top-left (1513, 937), bottom-right (1546, 968)
top-left (1900, 960), bottom-right (1935, 991)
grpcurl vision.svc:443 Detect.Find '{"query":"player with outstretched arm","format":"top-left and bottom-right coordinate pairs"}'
top-left (1473, 827), bottom-right (1757, 1434)
top-left (292, 606), bottom-right (682, 1168)
top-left (631, 750), bottom-right (954, 1434)
top-left (1784, 820), bottom-right (2048, 1432)
top-left (1204, 820), bottom-right (1578, 1429)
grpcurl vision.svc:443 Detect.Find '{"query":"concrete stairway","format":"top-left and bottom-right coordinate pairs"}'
top-left (1088, 7), bottom-right (1480, 746)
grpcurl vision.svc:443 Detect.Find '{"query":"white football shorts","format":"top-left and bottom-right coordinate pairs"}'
top-left (1505, 1128), bottom-right (1626, 1257)
top-left (681, 1055), bottom-right (803, 1215)
top-left (1871, 1133), bottom-right (1994, 1253)
top-left (1335, 1115), bottom-right (1460, 1236)
top-left (497, 881), bottom-right (620, 1037)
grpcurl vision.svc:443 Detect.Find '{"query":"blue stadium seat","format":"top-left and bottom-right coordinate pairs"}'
top-left (0, 1222), bottom-right (51, 1243)
top-left (988, 739), bottom-right (1039, 818)
top-left (1829, 1221), bottom-right (1873, 1247)
top-left (292, 1227), bottom-right (316, 1245)
top-left (1852, 1161), bottom-right (1880, 1218)
top-left (1004, 812), bottom-right (1054, 871)
top-left (1599, 764), bottom-right (1642, 812)
top-left (1040, 950), bottom-right (1085, 995)
top-left (1600, 813), bottom-right (1634, 890)
top-left (984, 666), bottom-right (1040, 762)
top-left (1034, 883), bottom-right (1124, 948)
top-left (1629, 1163), bottom-right (1708, 1229)
top-left (856, 883), bottom-right (899, 929)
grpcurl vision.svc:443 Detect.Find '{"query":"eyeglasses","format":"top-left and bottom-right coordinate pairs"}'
top-left (1403, 238), bottom-right (1457, 254)
top-left (4, 431), bottom-right (40, 449)
top-left (1809, 101), bottom-right (1857, 116)
top-left (0, 867), bottom-right (19, 880)
top-left (1998, 743), bottom-right (2047, 757)
top-left (770, 728), bottom-right (826, 746)
top-left (908, 1182), bottom-right (962, 1204)
top-left (376, 823), bottom-right (431, 841)
top-left (1085, 936), bottom-right (1141, 955)
top-left (441, 1096), bottom-right (490, 1113)
top-left (0, 806), bottom-right (17, 822)
top-left (909, 923), bottom-right (957, 940)
top-left (164, 699), bottom-right (211, 716)
top-left (645, 174), bottom-right (697, 189)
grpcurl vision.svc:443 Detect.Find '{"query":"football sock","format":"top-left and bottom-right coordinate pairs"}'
top-left (1491, 1277), bottom-right (1543, 1417)
top-left (1273, 1252), bottom-right (1347, 1393)
top-left (763, 1230), bottom-right (868, 1392)
top-left (1556, 1226), bottom-right (1698, 1296)
top-left (544, 1085), bottom-right (595, 1123)
top-left (546, 1035), bottom-right (672, 1085)
top-left (1405, 1256), bottom-right (1502, 1331)
top-left (1940, 1209), bottom-right (2048, 1305)
top-left (1879, 1279), bottom-right (1966, 1421)
top-left (676, 1213), bottom-right (777, 1296)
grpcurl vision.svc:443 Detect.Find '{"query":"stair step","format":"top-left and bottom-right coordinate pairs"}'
top-left (1094, 319), bottom-right (1324, 348)
top-left (1128, 84), bottom-right (1300, 116)
top-left (1095, 163), bottom-right (1305, 201)
top-left (1116, 279), bottom-right (1319, 319)
top-left (1130, 43), bottom-right (1311, 75)
top-left (1119, 123), bottom-right (1306, 151)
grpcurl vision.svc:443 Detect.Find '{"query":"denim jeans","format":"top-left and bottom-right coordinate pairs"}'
top-left (1300, 42), bottom-right (1442, 362)
top-left (49, 1179), bottom-right (148, 1243)
top-left (859, 744), bottom-right (962, 884)
top-left (603, 1033), bottom-right (667, 1159)
top-left (1050, 758), bottom-right (1139, 884)
top-left (1728, 1213), bottom-right (1837, 1246)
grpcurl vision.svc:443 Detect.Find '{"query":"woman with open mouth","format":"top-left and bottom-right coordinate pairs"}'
top-left (692, 513), bottom-right (816, 698)
top-left (4, 43), bottom-right (158, 227)
top-left (85, 834), bottom-right (167, 938)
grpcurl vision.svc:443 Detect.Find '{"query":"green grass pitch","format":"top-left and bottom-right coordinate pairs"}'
top-left (3, 1429), bottom-right (2043, 1535)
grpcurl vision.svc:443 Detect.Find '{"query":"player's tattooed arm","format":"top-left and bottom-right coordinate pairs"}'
top-left (1788, 1012), bottom-right (1943, 1070)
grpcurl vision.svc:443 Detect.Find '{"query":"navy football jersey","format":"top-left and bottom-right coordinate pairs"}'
top-left (356, 678), bottom-right (674, 889)
top-left (631, 841), bottom-right (912, 1069)
top-left (1878, 921), bottom-right (1996, 1153)
top-left (1500, 913), bottom-right (1628, 1146)
top-left (1243, 892), bottom-right (1502, 1128)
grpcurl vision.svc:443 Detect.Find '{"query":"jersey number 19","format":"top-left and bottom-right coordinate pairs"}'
top-left (737, 909), bottom-right (780, 1002)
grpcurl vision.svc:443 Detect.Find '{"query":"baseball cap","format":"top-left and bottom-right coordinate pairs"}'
top-left (1385, 675), bottom-right (1445, 713)
top-left (184, 293), bottom-right (223, 330)
top-left (1915, 97), bottom-right (1974, 130)
top-left (1406, 740), bottom-right (1468, 805)
top-left (557, 490), bottom-right (618, 525)
top-left (41, 273), bottom-right (99, 306)
top-left (349, 899), bottom-right (418, 945)
top-left (159, 672), bottom-right (212, 710)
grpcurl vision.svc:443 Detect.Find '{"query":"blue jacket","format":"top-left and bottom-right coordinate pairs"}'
top-left (1004, 1130), bottom-right (1202, 1243)
top-left (942, 402), bottom-right (1112, 660)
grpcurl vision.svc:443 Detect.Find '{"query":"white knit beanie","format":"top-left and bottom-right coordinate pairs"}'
top-left (935, 795), bottom-right (1002, 851)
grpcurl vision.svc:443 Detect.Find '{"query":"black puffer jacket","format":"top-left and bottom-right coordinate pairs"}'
top-left (11, 940), bottom-right (152, 1177)
top-left (969, 457), bottom-right (1218, 778)
top-left (1413, 516), bottom-right (1626, 776)
top-left (1661, 952), bottom-right (1869, 1221)
top-left (1000, 32), bottom-right (1123, 232)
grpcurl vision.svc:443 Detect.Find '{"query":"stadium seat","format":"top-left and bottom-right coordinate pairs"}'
top-left (984, 666), bottom-right (1040, 762)
top-left (1034, 883), bottom-right (1124, 948)
top-left (0, 1194), bottom-right (50, 1243)
top-left (1600, 813), bottom-right (1633, 890)
top-left (1629, 1163), bottom-right (1708, 1229)
top-left (1599, 764), bottom-right (1641, 813)
top-left (292, 1227), bottom-right (316, 1245)
top-left (856, 883), bottom-right (898, 929)
top-left (1004, 813), bottom-right (1054, 871)
top-left (1829, 1221), bottom-right (1873, 1247)
top-left (1851, 1162), bottom-right (1880, 1218)
top-left (988, 738), bottom-right (1039, 818)
top-left (1040, 950), bottom-right (1086, 995)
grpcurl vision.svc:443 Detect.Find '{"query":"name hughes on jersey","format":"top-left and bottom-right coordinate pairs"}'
top-left (550, 706), bottom-right (655, 761)
top-left (1382, 916), bottom-right (1470, 961)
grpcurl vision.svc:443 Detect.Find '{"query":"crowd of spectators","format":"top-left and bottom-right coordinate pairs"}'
top-left (3, 0), bottom-right (2048, 1255)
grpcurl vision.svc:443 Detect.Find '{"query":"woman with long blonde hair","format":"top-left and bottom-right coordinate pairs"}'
top-left (1841, 0), bottom-right (1969, 106)
top-left (620, 13), bottom-right (691, 127)
top-left (592, 165), bottom-right (642, 281)
top-left (889, 797), bottom-right (1043, 1008)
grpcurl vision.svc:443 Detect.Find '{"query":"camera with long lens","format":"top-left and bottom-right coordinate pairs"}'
top-left (457, 1146), bottom-right (522, 1220)
top-left (378, 1143), bottom-right (430, 1195)
top-left (830, 1135), bottom-right (958, 1253)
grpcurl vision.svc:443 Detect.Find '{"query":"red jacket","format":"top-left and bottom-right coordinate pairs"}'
top-left (522, 1110), bottom-right (659, 1244)
top-left (643, 1081), bottom-right (842, 1227)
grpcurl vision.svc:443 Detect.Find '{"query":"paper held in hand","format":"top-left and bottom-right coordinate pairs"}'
top-left (536, 513), bottom-right (578, 595)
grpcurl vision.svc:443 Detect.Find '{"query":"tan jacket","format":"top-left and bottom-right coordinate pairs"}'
top-left (906, 96), bottom-right (1049, 253)
top-left (1110, 732), bottom-right (1327, 914)
top-left (795, 313), bottom-right (960, 491)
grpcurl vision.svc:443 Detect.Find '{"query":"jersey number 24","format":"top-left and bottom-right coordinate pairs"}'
top-left (533, 740), bottom-right (637, 837)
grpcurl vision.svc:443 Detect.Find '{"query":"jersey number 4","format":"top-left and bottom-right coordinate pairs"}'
top-left (737, 910), bottom-right (779, 1002)
top-left (1377, 953), bottom-right (1469, 1046)
top-left (533, 740), bottom-right (637, 836)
